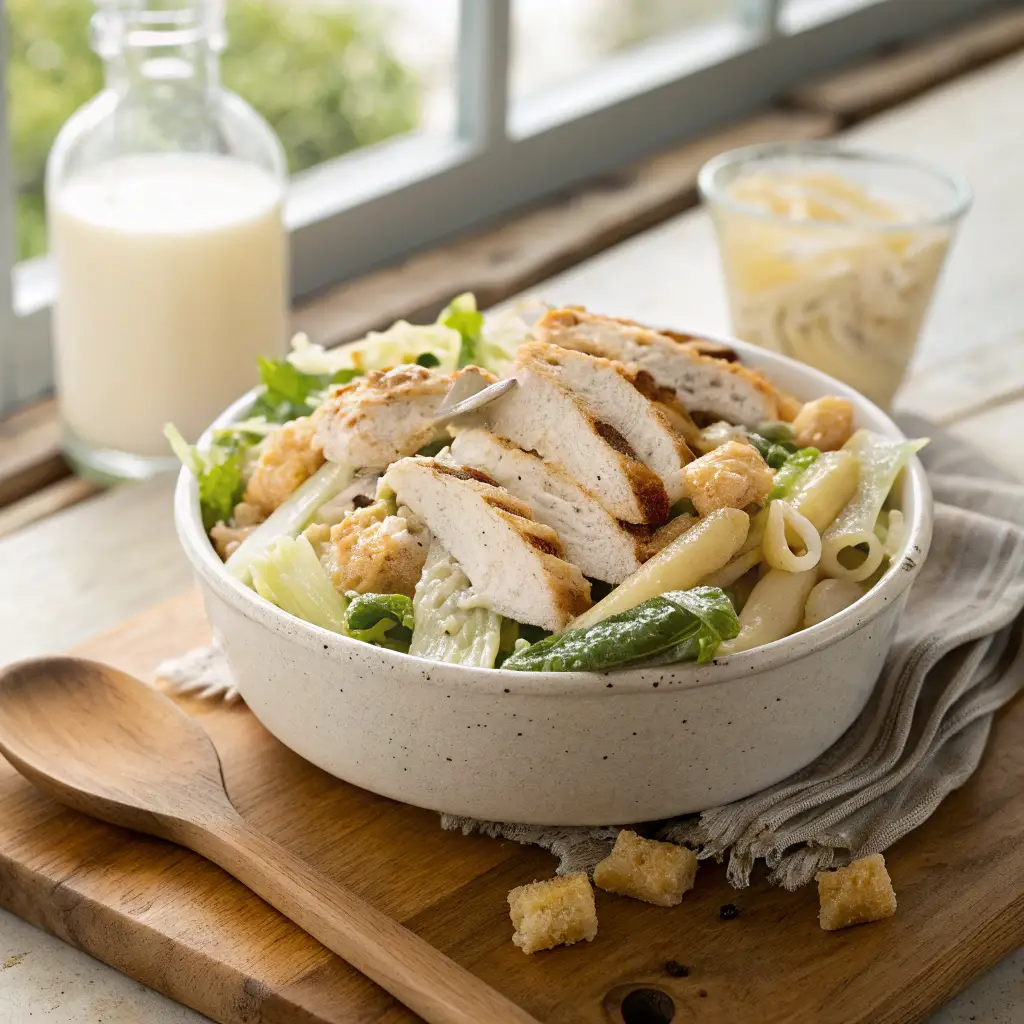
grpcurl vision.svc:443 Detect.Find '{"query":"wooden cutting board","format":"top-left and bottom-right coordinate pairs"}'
top-left (0, 590), bottom-right (1021, 1024)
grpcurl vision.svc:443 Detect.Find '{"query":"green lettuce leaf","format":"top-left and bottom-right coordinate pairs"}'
top-left (503, 586), bottom-right (739, 672)
top-left (409, 541), bottom-right (503, 667)
top-left (165, 423), bottom-right (247, 532)
top-left (249, 534), bottom-right (349, 634)
top-left (768, 446), bottom-right (821, 500)
top-left (250, 357), bottom-right (361, 422)
top-left (226, 461), bottom-right (354, 585)
top-left (438, 293), bottom-right (484, 367)
top-left (346, 593), bottom-right (415, 652)
top-left (346, 593), bottom-right (415, 632)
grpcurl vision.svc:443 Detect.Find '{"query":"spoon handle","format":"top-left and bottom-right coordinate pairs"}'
top-left (191, 813), bottom-right (539, 1024)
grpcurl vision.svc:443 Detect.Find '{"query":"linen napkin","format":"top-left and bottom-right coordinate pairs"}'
top-left (157, 418), bottom-right (1024, 889)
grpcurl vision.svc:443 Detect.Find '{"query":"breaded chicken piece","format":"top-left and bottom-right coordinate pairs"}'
top-left (313, 365), bottom-right (494, 472)
top-left (385, 457), bottom-right (592, 630)
top-left (314, 500), bottom-right (430, 598)
top-left (683, 440), bottom-right (773, 517)
top-left (242, 416), bottom-right (324, 519)
top-left (537, 308), bottom-right (796, 425)
top-left (791, 396), bottom-right (856, 451)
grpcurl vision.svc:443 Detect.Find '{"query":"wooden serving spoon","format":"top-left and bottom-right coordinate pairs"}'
top-left (0, 657), bottom-right (539, 1024)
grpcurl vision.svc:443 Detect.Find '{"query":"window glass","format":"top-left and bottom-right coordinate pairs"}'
top-left (9, 0), bottom-right (457, 260)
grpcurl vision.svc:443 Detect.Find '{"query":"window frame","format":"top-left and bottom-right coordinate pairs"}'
top-left (0, 0), bottom-right (1003, 415)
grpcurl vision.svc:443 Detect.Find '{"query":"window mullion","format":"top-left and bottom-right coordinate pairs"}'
top-left (0, 5), bottom-right (18, 415)
top-left (457, 0), bottom-right (511, 148)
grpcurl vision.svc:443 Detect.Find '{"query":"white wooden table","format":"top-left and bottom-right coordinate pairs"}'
top-left (2, 53), bottom-right (1023, 1024)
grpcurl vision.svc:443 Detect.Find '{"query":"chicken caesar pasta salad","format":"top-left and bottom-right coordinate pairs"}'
top-left (169, 295), bottom-right (925, 673)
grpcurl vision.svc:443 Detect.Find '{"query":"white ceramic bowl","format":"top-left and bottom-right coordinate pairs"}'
top-left (175, 337), bottom-right (932, 826)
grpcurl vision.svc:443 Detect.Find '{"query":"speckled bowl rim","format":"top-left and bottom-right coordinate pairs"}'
top-left (175, 332), bottom-right (933, 698)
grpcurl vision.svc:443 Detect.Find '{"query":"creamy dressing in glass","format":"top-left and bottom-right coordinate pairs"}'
top-left (51, 153), bottom-right (288, 458)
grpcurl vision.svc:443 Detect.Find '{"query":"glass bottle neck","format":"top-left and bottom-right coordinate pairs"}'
top-left (92, 2), bottom-right (224, 101)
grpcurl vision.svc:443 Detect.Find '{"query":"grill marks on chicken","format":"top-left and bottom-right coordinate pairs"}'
top-left (536, 307), bottom-right (793, 427)
top-left (228, 306), bottom-right (826, 634)
top-left (384, 457), bottom-right (592, 631)
top-left (449, 428), bottom-right (648, 583)
top-left (313, 365), bottom-right (496, 472)
top-left (487, 346), bottom-right (671, 525)
top-left (521, 342), bottom-right (691, 502)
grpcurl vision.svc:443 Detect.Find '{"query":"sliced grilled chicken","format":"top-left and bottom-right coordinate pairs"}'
top-left (536, 308), bottom-right (787, 426)
top-left (313, 365), bottom-right (496, 473)
top-left (449, 427), bottom-right (647, 583)
top-left (487, 346), bottom-right (670, 524)
top-left (384, 457), bottom-right (592, 631)
top-left (518, 342), bottom-right (691, 501)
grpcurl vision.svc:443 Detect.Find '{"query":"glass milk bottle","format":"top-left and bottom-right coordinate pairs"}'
top-left (46, 0), bottom-right (288, 481)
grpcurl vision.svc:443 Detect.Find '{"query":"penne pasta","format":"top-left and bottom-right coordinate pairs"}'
top-left (804, 578), bottom-right (865, 628)
top-left (719, 450), bottom-right (855, 578)
top-left (788, 450), bottom-right (860, 532)
top-left (716, 567), bottom-right (818, 656)
top-left (879, 508), bottom-right (906, 559)
top-left (763, 500), bottom-right (821, 573)
top-left (700, 545), bottom-right (763, 589)
top-left (820, 431), bottom-right (926, 583)
top-left (569, 507), bottom-right (749, 630)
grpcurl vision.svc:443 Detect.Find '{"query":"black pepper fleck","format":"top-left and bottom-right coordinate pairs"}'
top-left (503, 688), bottom-right (510, 693)
top-left (698, 989), bottom-right (708, 999)
top-left (664, 961), bottom-right (690, 978)
top-left (652, 682), bottom-right (659, 688)
top-left (446, 757), bottom-right (452, 762)
top-left (517, 732), bottom-right (523, 736)
top-left (602, 755), bottom-right (608, 760)
top-left (719, 903), bottom-right (740, 920)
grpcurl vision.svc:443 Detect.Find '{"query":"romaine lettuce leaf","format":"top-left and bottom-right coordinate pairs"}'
top-left (226, 461), bottom-right (354, 585)
top-left (287, 322), bottom-right (462, 376)
top-left (768, 446), bottom-right (820, 500)
top-left (409, 541), bottom-right (503, 667)
top-left (346, 593), bottom-right (415, 652)
top-left (503, 586), bottom-right (739, 672)
top-left (249, 534), bottom-right (349, 634)
top-left (250, 357), bottom-right (360, 422)
top-left (165, 423), bottom-right (247, 531)
top-left (346, 593), bottom-right (415, 632)
top-left (438, 293), bottom-right (484, 367)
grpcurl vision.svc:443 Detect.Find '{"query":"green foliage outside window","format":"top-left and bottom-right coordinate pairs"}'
top-left (9, 0), bottom-right (421, 260)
